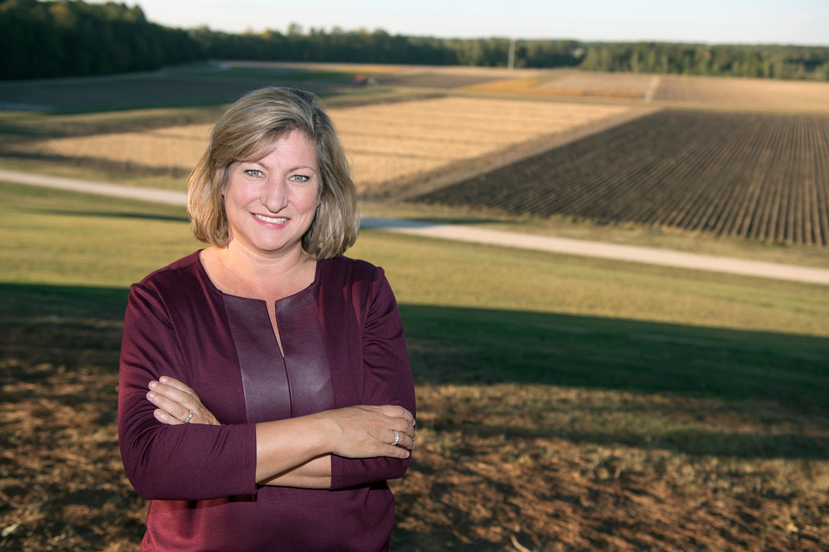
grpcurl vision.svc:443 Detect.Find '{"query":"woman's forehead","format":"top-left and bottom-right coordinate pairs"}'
top-left (236, 132), bottom-right (319, 169)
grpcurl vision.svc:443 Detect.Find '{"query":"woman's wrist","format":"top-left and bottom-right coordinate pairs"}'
top-left (254, 415), bottom-right (331, 482)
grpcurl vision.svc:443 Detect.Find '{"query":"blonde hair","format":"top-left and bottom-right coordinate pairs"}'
top-left (187, 87), bottom-right (359, 259)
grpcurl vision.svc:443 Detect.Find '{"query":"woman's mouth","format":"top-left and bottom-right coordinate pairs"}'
top-left (253, 214), bottom-right (288, 224)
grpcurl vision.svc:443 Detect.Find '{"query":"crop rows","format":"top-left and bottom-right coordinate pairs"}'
top-left (414, 110), bottom-right (829, 246)
top-left (653, 76), bottom-right (829, 112)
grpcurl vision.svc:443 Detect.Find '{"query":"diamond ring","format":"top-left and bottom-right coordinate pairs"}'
top-left (392, 430), bottom-right (400, 446)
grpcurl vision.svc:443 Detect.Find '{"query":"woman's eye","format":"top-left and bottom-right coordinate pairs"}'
top-left (289, 175), bottom-right (310, 182)
top-left (245, 169), bottom-right (263, 177)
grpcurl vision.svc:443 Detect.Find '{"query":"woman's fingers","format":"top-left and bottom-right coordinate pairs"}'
top-left (323, 405), bottom-right (416, 459)
top-left (381, 406), bottom-right (416, 446)
top-left (389, 427), bottom-right (416, 450)
top-left (146, 377), bottom-right (220, 426)
top-left (152, 407), bottom-right (183, 425)
top-left (146, 386), bottom-right (192, 423)
top-left (158, 375), bottom-right (196, 395)
top-left (371, 406), bottom-right (416, 448)
top-left (379, 404), bottom-right (415, 427)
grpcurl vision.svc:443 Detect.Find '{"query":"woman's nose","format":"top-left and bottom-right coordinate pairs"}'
top-left (261, 179), bottom-right (288, 211)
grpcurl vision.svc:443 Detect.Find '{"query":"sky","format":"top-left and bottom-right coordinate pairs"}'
top-left (97, 0), bottom-right (829, 46)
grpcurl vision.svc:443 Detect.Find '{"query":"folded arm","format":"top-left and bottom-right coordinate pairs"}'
top-left (146, 376), bottom-right (414, 488)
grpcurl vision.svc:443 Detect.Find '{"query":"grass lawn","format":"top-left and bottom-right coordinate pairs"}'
top-left (1, 181), bottom-right (827, 550)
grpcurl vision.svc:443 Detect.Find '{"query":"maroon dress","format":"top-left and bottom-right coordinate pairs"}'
top-left (118, 252), bottom-right (416, 551)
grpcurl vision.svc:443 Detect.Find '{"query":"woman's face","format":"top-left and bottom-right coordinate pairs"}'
top-left (223, 130), bottom-right (321, 258)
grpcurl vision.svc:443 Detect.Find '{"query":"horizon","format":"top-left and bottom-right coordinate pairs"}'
top-left (82, 0), bottom-right (829, 48)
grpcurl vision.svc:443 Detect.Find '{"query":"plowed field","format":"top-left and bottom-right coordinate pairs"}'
top-left (463, 71), bottom-right (829, 113)
top-left (653, 75), bottom-right (829, 112)
top-left (414, 110), bottom-right (829, 246)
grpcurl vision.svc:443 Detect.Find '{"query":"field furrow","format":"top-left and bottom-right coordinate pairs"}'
top-left (414, 110), bottom-right (829, 246)
top-left (814, 123), bottom-right (829, 245)
top-left (685, 116), bottom-right (762, 234)
top-left (727, 118), bottom-right (779, 239)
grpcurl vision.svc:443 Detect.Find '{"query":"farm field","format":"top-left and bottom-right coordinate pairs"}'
top-left (1, 183), bottom-right (828, 551)
top-left (0, 61), bottom-right (398, 113)
top-left (464, 71), bottom-right (655, 99)
top-left (463, 70), bottom-right (829, 113)
top-left (653, 75), bottom-right (829, 112)
top-left (3, 62), bottom-right (829, 256)
top-left (414, 109), bottom-right (829, 246)
top-left (5, 96), bottom-right (642, 196)
top-left (535, 71), bottom-right (656, 98)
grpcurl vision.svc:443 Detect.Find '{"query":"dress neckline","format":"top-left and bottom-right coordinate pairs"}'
top-left (195, 249), bottom-right (322, 304)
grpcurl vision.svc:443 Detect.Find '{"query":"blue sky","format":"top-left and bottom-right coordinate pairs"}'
top-left (99, 0), bottom-right (828, 46)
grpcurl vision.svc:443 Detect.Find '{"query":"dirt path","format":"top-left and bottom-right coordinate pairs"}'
top-left (4, 168), bottom-right (828, 285)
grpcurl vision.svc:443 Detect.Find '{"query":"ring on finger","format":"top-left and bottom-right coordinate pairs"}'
top-left (392, 430), bottom-right (400, 446)
top-left (184, 410), bottom-right (194, 423)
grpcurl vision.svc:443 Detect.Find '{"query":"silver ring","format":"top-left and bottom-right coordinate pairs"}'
top-left (392, 430), bottom-right (400, 446)
top-left (184, 410), bottom-right (193, 423)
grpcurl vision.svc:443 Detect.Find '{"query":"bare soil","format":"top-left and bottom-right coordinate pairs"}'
top-left (413, 109), bottom-right (829, 246)
top-left (1, 309), bottom-right (827, 551)
top-left (652, 75), bottom-right (829, 113)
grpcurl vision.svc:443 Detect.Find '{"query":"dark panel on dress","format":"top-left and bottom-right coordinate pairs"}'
top-left (224, 296), bottom-right (292, 423)
top-left (277, 289), bottom-right (335, 417)
top-left (224, 288), bottom-right (335, 423)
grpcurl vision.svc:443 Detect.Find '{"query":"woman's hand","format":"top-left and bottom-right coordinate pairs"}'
top-left (146, 376), bottom-right (219, 426)
top-left (322, 405), bottom-right (416, 459)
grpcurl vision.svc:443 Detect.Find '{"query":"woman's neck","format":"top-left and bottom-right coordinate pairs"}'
top-left (202, 243), bottom-right (317, 301)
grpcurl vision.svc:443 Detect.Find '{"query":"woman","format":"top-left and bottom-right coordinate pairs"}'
top-left (118, 87), bottom-right (416, 551)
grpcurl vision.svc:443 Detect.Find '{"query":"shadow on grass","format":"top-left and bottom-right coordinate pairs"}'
top-left (2, 283), bottom-right (827, 462)
top-left (398, 303), bottom-right (829, 412)
top-left (0, 72), bottom-right (346, 113)
top-left (3, 283), bottom-right (828, 408)
top-left (0, 282), bottom-right (128, 320)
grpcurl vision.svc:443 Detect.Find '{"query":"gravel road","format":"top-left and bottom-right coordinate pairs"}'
top-left (3, 168), bottom-right (827, 285)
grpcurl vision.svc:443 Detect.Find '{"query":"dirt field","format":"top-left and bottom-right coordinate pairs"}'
top-left (415, 109), bottom-right (829, 246)
top-left (2, 290), bottom-right (827, 552)
top-left (653, 75), bottom-right (829, 113)
top-left (462, 70), bottom-right (829, 113)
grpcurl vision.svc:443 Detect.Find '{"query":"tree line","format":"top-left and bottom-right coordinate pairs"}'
top-left (579, 42), bottom-right (829, 80)
top-left (2, 0), bottom-right (828, 81)
top-left (0, 0), bottom-right (201, 79)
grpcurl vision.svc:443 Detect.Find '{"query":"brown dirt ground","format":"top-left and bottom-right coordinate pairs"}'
top-left (1, 316), bottom-right (827, 551)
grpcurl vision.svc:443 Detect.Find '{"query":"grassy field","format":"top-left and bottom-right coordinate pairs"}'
top-left (2, 62), bottom-right (829, 550)
top-left (1, 182), bottom-right (827, 551)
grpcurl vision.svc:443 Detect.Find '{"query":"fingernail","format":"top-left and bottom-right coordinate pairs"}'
top-left (147, 391), bottom-right (156, 399)
top-left (148, 381), bottom-right (157, 390)
top-left (159, 376), bottom-right (168, 383)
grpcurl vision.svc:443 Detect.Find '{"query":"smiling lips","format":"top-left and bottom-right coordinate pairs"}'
top-left (253, 213), bottom-right (289, 225)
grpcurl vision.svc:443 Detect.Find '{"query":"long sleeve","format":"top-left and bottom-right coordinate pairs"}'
top-left (329, 265), bottom-right (416, 490)
top-left (118, 278), bottom-right (258, 501)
